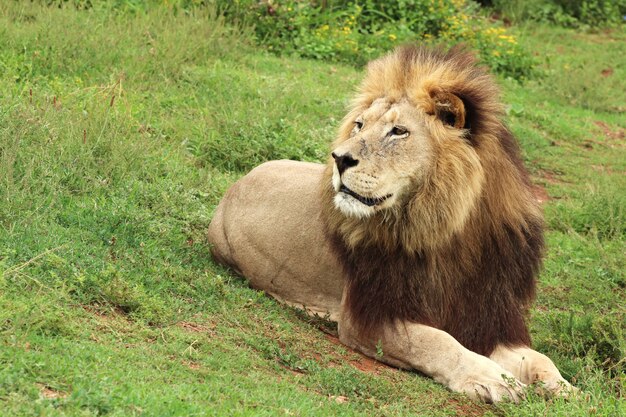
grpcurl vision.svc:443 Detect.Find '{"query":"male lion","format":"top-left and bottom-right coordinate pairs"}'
top-left (208, 46), bottom-right (575, 403)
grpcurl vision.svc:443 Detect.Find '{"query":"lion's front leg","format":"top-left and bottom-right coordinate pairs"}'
top-left (490, 345), bottom-right (577, 398)
top-left (338, 316), bottom-right (525, 403)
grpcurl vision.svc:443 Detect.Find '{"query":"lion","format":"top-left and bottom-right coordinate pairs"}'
top-left (208, 45), bottom-right (575, 403)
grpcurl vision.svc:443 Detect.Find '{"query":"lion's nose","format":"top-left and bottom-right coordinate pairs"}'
top-left (332, 152), bottom-right (359, 175)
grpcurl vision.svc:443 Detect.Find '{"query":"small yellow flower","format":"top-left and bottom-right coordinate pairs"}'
top-left (389, 34), bottom-right (397, 41)
top-left (492, 51), bottom-right (500, 57)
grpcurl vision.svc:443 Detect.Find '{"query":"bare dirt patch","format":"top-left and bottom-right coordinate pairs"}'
top-left (330, 395), bottom-right (349, 404)
top-left (446, 398), bottom-right (496, 417)
top-left (181, 359), bottom-right (201, 370)
top-left (81, 304), bottom-right (135, 337)
top-left (590, 165), bottom-right (626, 176)
top-left (37, 383), bottom-right (68, 400)
top-left (177, 321), bottom-right (213, 333)
top-left (533, 167), bottom-right (566, 185)
top-left (532, 184), bottom-right (550, 204)
top-left (593, 121), bottom-right (626, 148)
top-left (600, 68), bottom-right (613, 77)
top-left (324, 334), bottom-right (390, 375)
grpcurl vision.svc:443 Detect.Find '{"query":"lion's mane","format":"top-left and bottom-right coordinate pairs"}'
top-left (321, 45), bottom-right (544, 356)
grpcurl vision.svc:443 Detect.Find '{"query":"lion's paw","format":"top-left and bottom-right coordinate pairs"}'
top-left (449, 356), bottom-right (526, 403)
top-left (453, 374), bottom-right (526, 404)
top-left (533, 376), bottom-right (579, 399)
top-left (528, 361), bottom-right (579, 399)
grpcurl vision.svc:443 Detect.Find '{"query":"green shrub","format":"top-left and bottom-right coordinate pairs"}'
top-left (571, 0), bottom-right (626, 27)
top-left (218, 0), bottom-right (537, 80)
top-left (488, 0), bottom-right (626, 27)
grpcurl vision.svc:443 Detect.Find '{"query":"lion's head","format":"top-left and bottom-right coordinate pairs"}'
top-left (322, 45), bottom-right (541, 253)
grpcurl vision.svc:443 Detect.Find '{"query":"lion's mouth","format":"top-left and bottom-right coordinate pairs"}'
top-left (339, 184), bottom-right (392, 207)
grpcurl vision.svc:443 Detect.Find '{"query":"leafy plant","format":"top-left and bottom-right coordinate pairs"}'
top-left (487, 0), bottom-right (626, 27)
top-left (217, 0), bottom-right (538, 80)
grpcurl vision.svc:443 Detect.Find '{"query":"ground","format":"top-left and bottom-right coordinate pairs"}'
top-left (0, 3), bottom-right (624, 416)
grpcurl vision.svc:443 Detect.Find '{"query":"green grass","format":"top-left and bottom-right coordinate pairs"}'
top-left (0, 2), bottom-right (624, 416)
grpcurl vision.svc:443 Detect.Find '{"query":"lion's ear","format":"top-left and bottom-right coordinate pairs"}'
top-left (431, 91), bottom-right (466, 130)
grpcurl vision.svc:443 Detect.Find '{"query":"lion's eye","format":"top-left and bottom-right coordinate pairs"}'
top-left (354, 120), bottom-right (363, 130)
top-left (390, 126), bottom-right (408, 136)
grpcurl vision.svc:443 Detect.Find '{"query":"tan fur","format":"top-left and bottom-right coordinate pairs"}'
top-left (208, 45), bottom-right (575, 403)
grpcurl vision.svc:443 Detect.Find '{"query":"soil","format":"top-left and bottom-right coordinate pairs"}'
top-left (37, 383), bottom-right (68, 400)
top-left (594, 121), bottom-right (626, 147)
top-left (532, 184), bottom-right (550, 204)
top-left (324, 334), bottom-right (390, 375)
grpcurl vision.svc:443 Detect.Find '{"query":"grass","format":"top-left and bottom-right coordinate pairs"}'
top-left (0, 2), bottom-right (624, 416)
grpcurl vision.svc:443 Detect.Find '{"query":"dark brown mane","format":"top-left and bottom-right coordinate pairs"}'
top-left (332, 194), bottom-right (543, 356)
top-left (324, 45), bottom-right (544, 356)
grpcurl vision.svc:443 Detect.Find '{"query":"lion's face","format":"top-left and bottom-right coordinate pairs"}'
top-left (331, 98), bottom-right (432, 218)
top-left (330, 94), bottom-right (482, 222)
